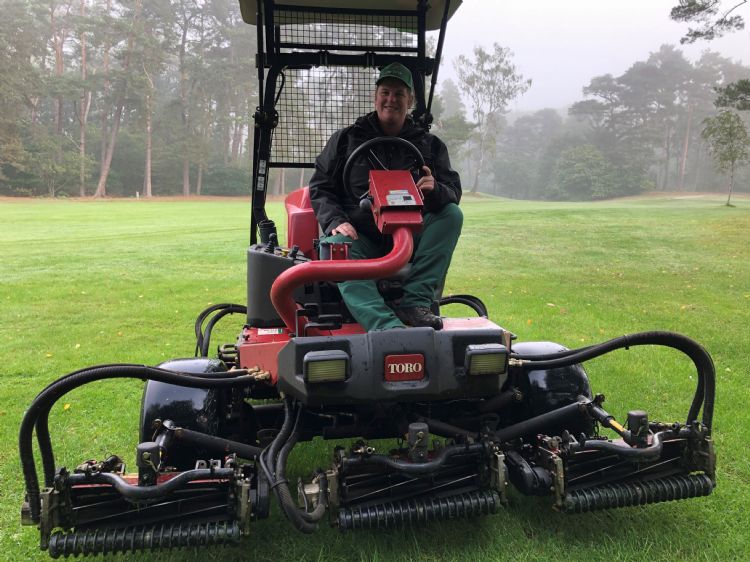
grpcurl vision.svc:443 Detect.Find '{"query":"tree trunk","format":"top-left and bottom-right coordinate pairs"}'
top-left (144, 90), bottom-right (153, 197)
top-left (99, 0), bottom-right (112, 185)
top-left (179, 15), bottom-right (191, 196)
top-left (661, 124), bottom-right (671, 190)
top-left (94, 0), bottom-right (140, 198)
top-left (275, 168), bottom-right (286, 195)
top-left (51, 5), bottom-right (65, 136)
top-left (727, 162), bottom-right (735, 206)
top-left (678, 105), bottom-right (693, 191)
top-left (196, 164), bottom-right (203, 195)
top-left (182, 158), bottom-right (190, 196)
top-left (231, 118), bottom-right (242, 161)
top-left (78, 0), bottom-right (89, 196)
top-left (471, 132), bottom-right (485, 194)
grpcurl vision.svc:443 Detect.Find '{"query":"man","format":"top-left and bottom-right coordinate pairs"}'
top-left (309, 62), bottom-right (462, 331)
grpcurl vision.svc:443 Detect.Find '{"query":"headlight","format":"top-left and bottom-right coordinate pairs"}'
top-left (464, 344), bottom-right (508, 376)
top-left (303, 350), bottom-right (349, 383)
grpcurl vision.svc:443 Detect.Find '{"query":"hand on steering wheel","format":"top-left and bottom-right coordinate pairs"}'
top-left (415, 166), bottom-right (434, 193)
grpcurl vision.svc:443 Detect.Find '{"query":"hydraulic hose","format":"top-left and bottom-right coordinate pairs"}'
top-left (258, 400), bottom-right (328, 533)
top-left (438, 294), bottom-right (488, 317)
top-left (342, 442), bottom-right (485, 476)
top-left (260, 399), bottom-right (295, 482)
top-left (67, 468), bottom-right (234, 500)
top-left (574, 431), bottom-right (666, 461)
top-left (510, 331), bottom-right (715, 431)
top-left (194, 303), bottom-right (235, 355)
top-left (273, 432), bottom-right (327, 530)
top-left (416, 416), bottom-right (479, 441)
top-left (491, 400), bottom-right (588, 444)
top-left (196, 304), bottom-right (247, 357)
top-left (20, 364), bottom-right (256, 523)
top-left (171, 426), bottom-right (263, 460)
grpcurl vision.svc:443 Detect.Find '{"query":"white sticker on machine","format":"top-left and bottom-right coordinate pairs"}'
top-left (386, 189), bottom-right (417, 206)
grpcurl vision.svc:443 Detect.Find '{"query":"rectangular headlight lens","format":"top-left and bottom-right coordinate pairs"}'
top-left (304, 350), bottom-right (348, 383)
top-left (465, 344), bottom-right (508, 376)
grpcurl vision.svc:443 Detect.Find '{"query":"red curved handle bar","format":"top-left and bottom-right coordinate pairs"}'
top-left (270, 227), bottom-right (414, 334)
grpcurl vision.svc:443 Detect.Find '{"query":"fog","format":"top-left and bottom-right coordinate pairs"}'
top-left (436, 0), bottom-right (749, 111)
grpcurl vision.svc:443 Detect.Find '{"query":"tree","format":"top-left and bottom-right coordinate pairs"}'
top-left (715, 78), bottom-right (750, 110)
top-left (454, 43), bottom-right (530, 193)
top-left (670, 1), bottom-right (746, 43)
top-left (494, 109), bottom-right (563, 198)
top-left (701, 109), bottom-right (750, 204)
top-left (436, 78), bottom-right (465, 120)
top-left (552, 145), bottom-right (618, 200)
top-left (94, 0), bottom-right (142, 197)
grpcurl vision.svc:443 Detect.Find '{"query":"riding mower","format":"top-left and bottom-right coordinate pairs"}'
top-left (19, 0), bottom-right (716, 558)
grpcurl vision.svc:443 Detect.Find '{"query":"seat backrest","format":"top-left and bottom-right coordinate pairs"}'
top-left (285, 187), bottom-right (319, 259)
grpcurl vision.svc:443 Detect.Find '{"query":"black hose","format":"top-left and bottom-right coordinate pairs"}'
top-left (194, 303), bottom-right (246, 357)
top-left (575, 431), bottom-right (666, 461)
top-left (35, 411), bottom-right (56, 488)
top-left (260, 399), bottom-right (295, 482)
top-left (439, 294), bottom-right (488, 317)
top-left (510, 331), bottom-right (715, 431)
top-left (343, 442), bottom-right (485, 476)
top-left (67, 468), bottom-right (234, 500)
top-left (416, 416), bottom-right (479, 441)
top-left (477, 389), bottom-right (517, 415)
top-left (194, 303), bottom-right (230, 354)
top-left (258, 401), bottom-right (327, 533)
top-left (172, 427), bottom-right (263, 460)
top-left (272, 433), bottom-right (325, 531)
top-left (20, 364), bottom-right (255, 523)
top-left (275, 430), bottom-right (327, 524)
top-left (200, 305), bottom-right (247, 357)
top-left (491, 400), bottom-right (588, 444)
top-left (33, 365), bottom-right (254, 489)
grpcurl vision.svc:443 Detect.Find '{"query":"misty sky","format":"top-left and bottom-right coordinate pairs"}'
top-left (434, 0), bottom-right (749, 112)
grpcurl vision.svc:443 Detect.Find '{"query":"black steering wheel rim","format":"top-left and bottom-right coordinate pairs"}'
top-left (341, 136), bottom-right (425, 202)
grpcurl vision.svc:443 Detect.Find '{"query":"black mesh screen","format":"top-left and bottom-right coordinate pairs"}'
top-left (268, 7), bottom-right (419, 166)
top-left (274, 8), bottom-right (418, 52)
top-left (273, 67), bottom-right (380, 165)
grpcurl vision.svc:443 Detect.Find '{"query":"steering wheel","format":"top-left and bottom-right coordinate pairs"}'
top-left (342, 136), bottom-right (425, 202)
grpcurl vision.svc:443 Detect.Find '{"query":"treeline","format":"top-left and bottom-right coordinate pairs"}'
top-left (434, 45), bottom-right (750, 200)
top-left (1, 0), bottom-right (256, 197)
top-left (2, 1), bottom-right (748, 201)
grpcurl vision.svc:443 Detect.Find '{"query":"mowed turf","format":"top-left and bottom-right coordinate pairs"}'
top-left (1, 194), bottom-right (748, 562)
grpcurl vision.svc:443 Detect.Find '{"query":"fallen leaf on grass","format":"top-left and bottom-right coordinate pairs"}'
top-left (63, 404), bottom-right (71, 411)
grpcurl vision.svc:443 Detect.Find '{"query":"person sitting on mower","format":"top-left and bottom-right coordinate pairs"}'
top-left (309, 62), bottom-right (463, 332)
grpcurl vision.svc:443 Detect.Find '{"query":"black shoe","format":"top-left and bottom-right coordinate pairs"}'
top-left (394, 306), bottom-right (443, 330)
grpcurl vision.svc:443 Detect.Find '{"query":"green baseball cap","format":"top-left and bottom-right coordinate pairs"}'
top-left (376, 62), bottom-right (414, 91)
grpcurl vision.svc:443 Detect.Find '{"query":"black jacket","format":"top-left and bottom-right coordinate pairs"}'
top-left (309, 112), bottom-right (462, 242)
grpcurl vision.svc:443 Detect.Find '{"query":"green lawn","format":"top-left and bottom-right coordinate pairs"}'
top-left (1, 194), bottom-right (748, 561)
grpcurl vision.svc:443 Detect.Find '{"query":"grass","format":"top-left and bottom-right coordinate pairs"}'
top-left (1, 193), bottom-right (749, 561)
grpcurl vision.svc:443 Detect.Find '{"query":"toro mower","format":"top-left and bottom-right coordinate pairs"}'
top-left (19, 0), bottom-right (716, 558)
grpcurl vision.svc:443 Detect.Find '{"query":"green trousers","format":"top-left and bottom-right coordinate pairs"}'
top-left (321, 203), bottom-right (463, 331)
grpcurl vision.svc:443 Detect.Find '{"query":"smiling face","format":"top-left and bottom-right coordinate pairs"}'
top-left (374, 78), bottom-right (414, 135)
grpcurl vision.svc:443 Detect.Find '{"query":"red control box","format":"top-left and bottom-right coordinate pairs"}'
top-left (369, 170), bottom-right (424, 235)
